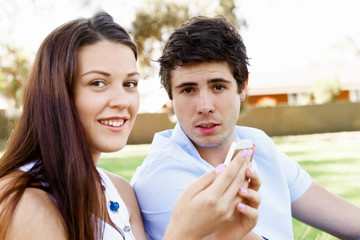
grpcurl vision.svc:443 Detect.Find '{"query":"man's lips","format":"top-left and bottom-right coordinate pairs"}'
top-left (195, 122), bottom-right (219, 128)
top-left (195, 123), bottom-right (219, 134)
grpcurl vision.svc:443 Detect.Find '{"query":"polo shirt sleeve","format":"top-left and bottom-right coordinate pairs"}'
top-left (276, 150), bottom-right (313, 202)
top-left (132, 157), bottom-right (204, 240)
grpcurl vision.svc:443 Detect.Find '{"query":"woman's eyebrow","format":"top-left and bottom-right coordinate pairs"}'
top-left (128, 71), bottom-right (140, 77)
top-left (80, 70), bottom-right (110, 77)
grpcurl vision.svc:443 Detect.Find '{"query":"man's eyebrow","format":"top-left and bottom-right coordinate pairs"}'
top-left (175, 78), bottom-right (232, 88)
top-left (208, 78), bottom-right (232, 84)
top-left (174, 82), bottom-right (198, 89)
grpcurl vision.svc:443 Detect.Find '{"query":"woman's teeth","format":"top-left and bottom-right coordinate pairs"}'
top-left (99, 119), bottom-right (124, 127)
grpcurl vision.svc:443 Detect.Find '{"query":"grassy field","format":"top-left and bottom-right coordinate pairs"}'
top-left (273, 132), bottom-right (360, 239)
top-left (1, 131), bottom-right (359, 239)
top-left (99, 131), bottom-right (360, 240)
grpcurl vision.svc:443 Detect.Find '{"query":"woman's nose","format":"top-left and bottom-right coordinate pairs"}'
top-left (109, 87), bottom-right (130, 109)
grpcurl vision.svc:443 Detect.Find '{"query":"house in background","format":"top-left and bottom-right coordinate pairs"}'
top-left (246, 65), bottom-right (360, 106)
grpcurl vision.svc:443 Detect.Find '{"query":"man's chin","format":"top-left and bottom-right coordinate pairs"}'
top-left (191, 139), bottom-right (220, 149)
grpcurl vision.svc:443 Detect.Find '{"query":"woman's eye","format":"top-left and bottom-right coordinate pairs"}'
top-left (90, 80), bottom-right (106, 87)
top-left (124, 81), bottom-right (138, 88)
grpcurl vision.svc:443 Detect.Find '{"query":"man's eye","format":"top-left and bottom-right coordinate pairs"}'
top-left (213, 84), bottom-right (225, 91)
top-left (124, 81), bottom-right (138, 88)
top-left (181, 87), bottom-right (194, 94)
top-left (90, 80), bottom-right (106, 87)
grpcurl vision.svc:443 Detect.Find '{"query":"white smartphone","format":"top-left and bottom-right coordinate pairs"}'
top-left (224, 139), bottom-right (253, 166)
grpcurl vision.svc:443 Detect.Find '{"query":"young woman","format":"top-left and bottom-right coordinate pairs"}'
top-left (0, 11), bottom-right (261, 240)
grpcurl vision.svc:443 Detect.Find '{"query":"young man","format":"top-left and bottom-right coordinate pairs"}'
top-left (131, 16), bottom-right (360, 239)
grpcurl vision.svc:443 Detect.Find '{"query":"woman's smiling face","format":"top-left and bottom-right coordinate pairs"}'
top-left (73, 40), bottom-right (140, 161)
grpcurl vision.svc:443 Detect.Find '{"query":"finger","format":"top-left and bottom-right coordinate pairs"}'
top-left (219, 149), bottom-right (252, 204)
top-left (246, 167), bottom-right (261, 192)
top-left (182, 168), bottom-right (218, 198)
top-left (239, 188), bottom-right (261, 209)
top-left (208, 150), bottom-right (248, 196)
top-left (236, 203), bottom-right (258, 224)
top-left (250, 144), bottom-right (256, 164)
top-left (224, 149), bottom-right (252, 194)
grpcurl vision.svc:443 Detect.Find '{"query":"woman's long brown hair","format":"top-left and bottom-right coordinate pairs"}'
top-left (0, 11), bottom-right (137, 239)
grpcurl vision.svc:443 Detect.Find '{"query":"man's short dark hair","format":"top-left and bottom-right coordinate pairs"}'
top-left (158, 15), bottom-right (249, 99)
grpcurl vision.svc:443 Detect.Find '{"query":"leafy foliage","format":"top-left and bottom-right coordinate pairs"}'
top-left (131, 0), bottom-right (247, 78)
top-left (0, 44), bottom-right (30, 109)
top-left (312, 77), bottom-right (341, 104)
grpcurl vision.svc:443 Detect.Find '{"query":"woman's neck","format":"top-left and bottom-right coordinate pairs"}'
top-left (91, 151), bottom-right (102, 166)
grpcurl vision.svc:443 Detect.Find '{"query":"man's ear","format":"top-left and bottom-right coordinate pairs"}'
top-left (240, 78), bottom-right (248, 101)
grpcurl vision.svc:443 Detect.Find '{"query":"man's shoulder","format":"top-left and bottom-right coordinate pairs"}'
top-left (132, 148), bottom-right (200, 183)
top-left (235, 126), bottom-right (271, 141)
top-left (144, 126), bottom-right (194, 163)
top-left (131, 141), bottom-right (194, 187)
top-left (131, 129), bottom-right (208, 190)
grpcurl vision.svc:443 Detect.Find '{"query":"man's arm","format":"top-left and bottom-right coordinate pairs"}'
top-left (292, 181), bottom-right (360, 240)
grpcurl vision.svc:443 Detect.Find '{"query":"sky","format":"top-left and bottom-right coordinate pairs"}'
top-left (1, 0), bottom-right (360, 111)
top-left (239, 0), bottom-right (360, 72)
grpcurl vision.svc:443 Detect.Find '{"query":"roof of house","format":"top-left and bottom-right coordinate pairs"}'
top-left (247, 65), bottom-right (360, 95)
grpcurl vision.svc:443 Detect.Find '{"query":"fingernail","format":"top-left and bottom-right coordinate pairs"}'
top-left (240, 187), bottom-right (247, 194)
top-left (241, 149), bottom-right (248, 158)
top-left (248, 167), bottom-right (254, 175)
top-left (237, 203), bottom-right (245, 210)
top-left (215, 163), bottom-right (226, 174)
top-left (246, 149), bottom-right (253, 158)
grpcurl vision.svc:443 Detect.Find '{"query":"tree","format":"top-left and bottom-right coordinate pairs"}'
top-left (131, 0), bottom-right (247, 78)
top-left (0, 0), bottom-right (97, 110)
top-left (312, 77), bottom-right (341, 104)
top-left (132, 1), bottom-right (189, 75)
top-left (0, 44), bottom-right (30, 109)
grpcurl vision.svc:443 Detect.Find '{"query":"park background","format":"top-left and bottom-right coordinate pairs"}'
top-left (1, 0), bottom-right (360, 239)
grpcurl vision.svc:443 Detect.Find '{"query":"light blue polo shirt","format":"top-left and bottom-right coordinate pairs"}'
top-left (131, 123), bottom-right (312, 239)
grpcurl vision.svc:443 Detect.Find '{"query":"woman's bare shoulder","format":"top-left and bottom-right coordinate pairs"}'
top-left (0, 172), bottom-right (67, 239)
top-left (102, 169), bottom-right (133, 195)
top-left (101, 169), bottom-right (138, 211)
top-left (102, 169), bottom-right (147, 239)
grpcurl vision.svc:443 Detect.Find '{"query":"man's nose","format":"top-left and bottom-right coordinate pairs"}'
top-left (197, 92), bottom-right (214, 114)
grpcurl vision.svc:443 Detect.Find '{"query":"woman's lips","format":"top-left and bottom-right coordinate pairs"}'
top-left (98, 118), bottom-right (128, 131)
top-left (99, 119), bottom-right (125, 127)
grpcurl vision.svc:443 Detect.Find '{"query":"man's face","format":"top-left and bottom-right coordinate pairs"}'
top-left (171, 61), bottom-right (246, 153)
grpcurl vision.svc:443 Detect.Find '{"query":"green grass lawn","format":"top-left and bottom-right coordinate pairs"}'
top-left (273, 132), bottom-right (360, 239)
top-left (1, 131), bottom-right (358, 239)
top-left (99, 131), bottom-right (360, 240)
